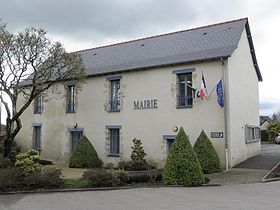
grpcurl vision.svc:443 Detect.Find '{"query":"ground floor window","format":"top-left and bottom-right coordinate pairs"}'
top-left (33, 125), bottom-right (41, 150)
top-left (163, 135), bottom-right (176, 153)
top-left (109, 129), bottom-right (120, 156)
top-left (245, 125), bottom-right (260, 143)
top-left (106, 125), bottom-right (121, 156)
top-left (70, 130), bottom-right (83, 153)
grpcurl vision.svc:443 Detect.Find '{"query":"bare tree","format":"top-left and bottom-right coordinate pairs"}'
top-left (272, 110), bottom-right (280, 122)
top-left (0, 23), bottom-right (86, 157)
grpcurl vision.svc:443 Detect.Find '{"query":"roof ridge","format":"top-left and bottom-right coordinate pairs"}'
top-left (73, 17), bottom-right (248, 53)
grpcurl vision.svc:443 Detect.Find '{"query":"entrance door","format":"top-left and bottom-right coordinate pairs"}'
top-left (70, 131), bottom-right (83, 153)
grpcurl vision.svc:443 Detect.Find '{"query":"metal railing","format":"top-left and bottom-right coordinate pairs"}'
top-left (110, 100), bottom-right (120, 112)
top-left (177, 95), bottom-right (193, 108)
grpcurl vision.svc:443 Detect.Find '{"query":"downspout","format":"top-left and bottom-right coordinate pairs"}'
top-left (221, 57), bottom-right (229, 171)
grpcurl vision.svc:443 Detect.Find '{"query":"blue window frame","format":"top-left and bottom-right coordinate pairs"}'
top-left (109, 128), bottom-right (120, 156)
top-left (177, 73), bottom-right (193, 108)
top-left (34, 95), bottom-right (42, 114)
top-left (33, 125), bottom-right (41, 150)
top-left (66, 85), bottom-right (75, 113)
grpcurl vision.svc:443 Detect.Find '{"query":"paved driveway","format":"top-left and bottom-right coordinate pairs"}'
top-left (1, 182), bottom-right (280, 210)
top-left (234, 143), bottom-right (280, 170)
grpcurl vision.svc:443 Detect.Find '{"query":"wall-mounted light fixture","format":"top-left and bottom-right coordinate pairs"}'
top-left (173, 126), bottom-right (178, 132)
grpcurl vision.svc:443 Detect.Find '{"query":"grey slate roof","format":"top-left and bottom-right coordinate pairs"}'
top-left (76, 18), bottom-right (262, 81)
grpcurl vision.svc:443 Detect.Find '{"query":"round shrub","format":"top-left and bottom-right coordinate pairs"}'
top-left (163, 127), bottom-right (204, 186)
top-left (193, 131), bottom-right (221, 174)
top-left (69, 136), bottom-right (102, 168)
top-left (15, 150), bottom-right (41, 177)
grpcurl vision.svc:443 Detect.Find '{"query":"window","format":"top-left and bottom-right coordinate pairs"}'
top-left (109, 128), bottom-right (120, 156)
top-left (245, 125), bottom-right (260, 143)
top-left (107, 76), bottom-right (122, 112)
top-left (33, 125), bottom-right (41, 150)
top-left (66, 85), bottom-right (75, 113)
top-left (110, 79), bottom-right (120, 112)
top-left (173, 69), bottom-right (195, 107)
top-left (177, 72), bottom-right (193, 108)
top-left (34, 95), bottom-right (42, 114)
top-left (167, 139), bottom-right (175, 152)
top-left (163, 135), bottom-right (176, 153)
top-left (70, 130), bottom-right (83, 153)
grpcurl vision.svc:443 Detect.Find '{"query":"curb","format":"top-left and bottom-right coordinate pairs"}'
top-left (262, 161), bottom-right (280, 183)
top-left (0, 183), bottom-right (220, 196)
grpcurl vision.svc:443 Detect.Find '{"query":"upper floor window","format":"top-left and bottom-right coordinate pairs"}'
top-left (177, 73), bottom-right (193, 108)
top-left (66, 84), bottom-right (75, 113)
top-left (107, 76), bottom-right (122, 112)
top-left (245, 125), bottom-right (260, 143)
top-left (34, 95), bottom-right (42, 114)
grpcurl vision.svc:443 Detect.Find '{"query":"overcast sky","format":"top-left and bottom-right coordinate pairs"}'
top-left (0, 0), bottom-right (279, 123)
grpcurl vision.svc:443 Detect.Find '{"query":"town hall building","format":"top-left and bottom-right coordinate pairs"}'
top-left (16, 18), bottom-right (262, 169)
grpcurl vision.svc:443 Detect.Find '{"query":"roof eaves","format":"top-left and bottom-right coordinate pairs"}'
top-left (245, 20), bottom-right (263, 82)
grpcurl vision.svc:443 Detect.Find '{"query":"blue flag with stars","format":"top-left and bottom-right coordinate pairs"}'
top-left (216, 79), bottom-right (224, 108)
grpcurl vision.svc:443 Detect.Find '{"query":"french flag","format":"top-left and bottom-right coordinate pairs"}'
top-left (200, 73), bottom-right (207, 100)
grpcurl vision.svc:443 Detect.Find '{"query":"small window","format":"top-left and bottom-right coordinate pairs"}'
top-left (177, 73), bottom-right (193, 108)
top-left (167, 139), bottom-right (175, 152)
top-left (34, 95), bottom-right (42, 114)
top-left (245, 125), bottom-right (260, 143)
top-left (109, 79), bottom-right (120, 112)
top-left (33, 126), bottom-right (41, 150)
top-left (66, 85), bottom-right (75, 113)
top-left (70, 131), bottom-right (83, 153)
top-left (109, 129), bottom-right (120, 156)
top-left (163, 135), bottom-right (176, 154)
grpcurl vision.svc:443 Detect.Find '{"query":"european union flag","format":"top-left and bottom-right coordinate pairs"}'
top-left (216, 79), bottom-right (224, 108)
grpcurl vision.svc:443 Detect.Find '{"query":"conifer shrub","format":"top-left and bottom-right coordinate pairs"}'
top-left (193, 131), bottom-right (221, 174)
top-left (69, 136), bottom-right (102, 168)
top-left (163, 127), bottom-right (204, 186)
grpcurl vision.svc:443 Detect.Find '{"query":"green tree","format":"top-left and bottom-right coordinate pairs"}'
top-left (0, 22), bottom-right (86, 157)
top-left (163, 127), bottom-right (204, 186)
top-left (266, 122), bottom-right (280, 141)
top-left (69, 136), bottom-right (102, 168)
top-left (193, 131), bottom-right (220, 174)
top-left (131, 138), bottom-right (147, 166)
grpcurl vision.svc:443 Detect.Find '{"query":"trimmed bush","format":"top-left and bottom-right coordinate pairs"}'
top-left (15, 150), bottom-right (41, 177)
top-left (194, 131), bottom-right (221, 174)
top-left (82, 169), bottom-right (128, 187)
top-left (24, 168), bottom-right (64, 189)
top-left (163, 127), bottom-right (204, 186)
top-left (69, 136), bottom-right (102, 168)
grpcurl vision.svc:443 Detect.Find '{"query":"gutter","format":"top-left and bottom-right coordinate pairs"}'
top-left (221, 57), bottom-right (229, 171)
